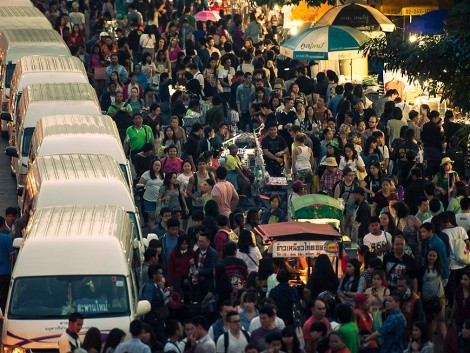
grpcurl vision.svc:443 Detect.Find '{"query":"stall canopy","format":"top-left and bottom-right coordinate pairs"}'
top-left (291, 194), bottom-right (344, 221)
top-left (379, 0), bottom-right (439, 16)
top-left (291, 1), bottom-right (333, 23)
top-left (255, 222), bottom-right (341, 258)
top-left (406, 9), bottom-right (448, 35)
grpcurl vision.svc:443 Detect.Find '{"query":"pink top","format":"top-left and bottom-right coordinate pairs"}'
top-left (211, 180), bottom-right (238, 217)
top-left (162, 157), bottom-right (183, 174)
top-left (168, 46), bottom-right (182, 62)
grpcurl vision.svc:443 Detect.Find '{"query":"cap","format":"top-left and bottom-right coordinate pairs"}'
top-left (440, 157), bottom-right (454, 166)
top-left (327, 139), bottom-right (340, 150)
top-left (100, 31), bottom-right (109, 37)
top-left (342, 166), bottom-right (353, 175)
top-left (354, 293), bottom-right (368, 306)
top-left (273, 83), bottom-right (283, 90)
top-left (352, 186), bottom-right (365, 195)
top-left (320, 157), bottom-right (338, 167)
top-left (292, 179), bottom-right (303, 190)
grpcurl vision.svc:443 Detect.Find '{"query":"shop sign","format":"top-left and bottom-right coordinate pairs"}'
top-left (273, 240), bottom-right (338, 257)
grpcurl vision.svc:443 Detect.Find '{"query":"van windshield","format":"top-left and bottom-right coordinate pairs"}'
top-left (22, 127), bottom-right (34, 157)
top-left (9, 275), bottom-right (130, 319)
top-left (5, 63), bottom-right (15, 89)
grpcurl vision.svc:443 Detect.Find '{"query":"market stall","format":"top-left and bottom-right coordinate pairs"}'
top-left (254, 221), bottom-right (342, 283)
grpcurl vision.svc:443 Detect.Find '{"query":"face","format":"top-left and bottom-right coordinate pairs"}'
top-left (69, 319), bottom-right (84, 334)
top-left (171, 118), bottom-right (179, 128)
top-left (230, 145), bottom-right (238, 155)
top-left (228, 315), bottom-right (241, 331)
top-left (153, 160), bottom-right (162, 172)
top-left (369, 221), bottom-right (381, 235)
top-left (131, 88), bottom-right (138, 97)
top-left (168, 225), bottom-right (179, 236)
top-left (368, 118), bottom-right (377, 128)
top-left (197, 161), bottom-right (207, 172)
top-left (166, 127), bottom-right (174, 138)
top-left (396, 280), bottom-right (408, 295)
top-left (269, 341), bottom-right (283, 353)
top-left (133, 115), bottom-right (143, 126)
top-left (313, 300), bottom-right (327, 319)
top-left (344, 170), bottom-right (355, 182)
top-left (419, 200), bottom-right (429, 212)
top-left (141, 329), bottom-right (151, 343)
top-left (461, 274), bottom-right (470, 288)
top-left (268, 126), bottom-right (278, 138)
top-left (385, 296), bottom-right (399, 311)
top-left (317, 98), bottom-right (325, 108)
top-left (183, 162), bottom-right (192, 173)
top-left (184, 322), bottom-right (195, 337)
top-left (243, 299), bottom-right (255, 311)
top-left (443, 162), bottom-right (452, 172)
top-left (329, 335), bottom-right (343, 351)
top-left (346, 263), bottom-right (355, 275)
top-left (326, 130), bottom-right (334, 140)
top-left (372, 274), bottom-right (382, 288)
top-left (5, 213), bottom-right (16, 226)
top-left (292, 84), bottom-right (299, 93)
top-left (382, 181), bottom-right (390, 192)
top-left (270, 198), bottom-right (279, 209)
top-left (427, 249), bottom-right (438, 264)
top-left (345, 147), bottom-right (353, 158)
top-left (327, 146), bottom-right (334, 155)
top-left (419, 227), bottom-right (432, 240)
top-left (357, 121), bottom-right (366, 131)
top-left (282, 335), bottom-right (294, 346)
top-left (259, 313), bottom-right (274, 328)
top-left (111, 55), bottom-right (118, 65)
top-left (393, 237), bottom-right (405, 254)
top-left (168, 148), bottom-right (177, 158)
top-left (197, 235), bottom-right (210, 250)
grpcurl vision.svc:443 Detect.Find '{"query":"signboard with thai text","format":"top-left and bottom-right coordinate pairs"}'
top-left (273, 240), bottom-right (338, 258)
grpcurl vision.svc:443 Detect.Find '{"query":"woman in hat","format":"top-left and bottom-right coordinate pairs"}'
top-left (432, 157), bottom-right (460, 206)
top-left (320, 157), bottom-right (343, 197)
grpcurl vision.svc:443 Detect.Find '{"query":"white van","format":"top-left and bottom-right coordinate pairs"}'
top-left (20, 114), bottom-right (132, 188)
top-left (0, 0), bottom-right (34, 6)
top-left (8, 56), bottom-right (88, 120)
top-left (0, 29), bottom-right (70, 114)
top-left (2, 205), bottom-right (151, 352)
top-left (0, 7), bottom-right (52, 30)
top-left (7, 83), bottom-right (101, 188)
top-left (22, 154), bottom-right (143, 247)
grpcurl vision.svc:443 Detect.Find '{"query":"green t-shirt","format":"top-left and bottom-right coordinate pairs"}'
top-left (225, 154), bottom-right (241, 171)
top-left (337, 322), bottom-right (359, 353)
top-left (125, 125), bottom-right (154, 152)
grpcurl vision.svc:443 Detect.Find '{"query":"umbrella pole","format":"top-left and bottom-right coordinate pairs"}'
top-left (350, 59), bottom-right (353, 81)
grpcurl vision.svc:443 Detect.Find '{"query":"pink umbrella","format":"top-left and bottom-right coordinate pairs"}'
top-left (194, 10), bottom-right (221, 22)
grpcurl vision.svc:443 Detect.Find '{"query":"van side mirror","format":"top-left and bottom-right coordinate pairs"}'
top-left (12, 238), bottom-right (23, 249)
top-left (17, 186), bottom-right (24, 197)
top-left (1, 112), bottom-right (11, 121)
top-left (5, 146), bottom-right (18, 158)
top-left (136, 300), bottom-right (151, 316)
top-left (133, 239), bottom-right (140, 249)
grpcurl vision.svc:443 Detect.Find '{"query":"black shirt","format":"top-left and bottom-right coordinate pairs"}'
top-left (261, 134), bottom-right (287, 156)
top-left (421, 122), bottom-right (444, 149)
top-left (383, 252), bottom-right (417, 291)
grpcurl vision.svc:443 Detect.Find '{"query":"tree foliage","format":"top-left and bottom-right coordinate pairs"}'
top-left (362, 1), bottom-right (470, 111)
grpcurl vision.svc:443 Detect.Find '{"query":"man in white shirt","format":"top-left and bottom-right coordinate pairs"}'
top-left (58, 313), bottom-right (83, 353)
top-left (216, 311), bottom-right (250, 353)
top-left (194, 317), bottom-right (216, 353)
top-left (164, 320), bottom-right (186, 353)
top-left (363, 217), bottom-right (392, 260)
top-left (456, 197), bottom-right (470, 231)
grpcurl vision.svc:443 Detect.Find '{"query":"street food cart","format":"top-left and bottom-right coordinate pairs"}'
top-left (254, 222), bottom-right (342, 284)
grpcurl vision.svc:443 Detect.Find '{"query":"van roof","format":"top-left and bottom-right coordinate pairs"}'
top-left (16, 56), bottom-right (86, 75)
top-left (0, 0), bottom-right (33, 6)
top-left (29, 154), bottom-right (134, 211)
top-left (0, 29), bottom-right (67, 46)
top-left (26, 205), bottom-right (133, 245)
top-left (16, 206), bottom-right (133, 276)
top-left (34, 115), bottom-right (126, 163)
top-left (23, 83), bottom-right (98, 104)
top-left (0, 6), bottom-right (45, 18)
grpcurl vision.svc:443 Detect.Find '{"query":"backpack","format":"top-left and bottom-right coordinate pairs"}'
top-left (219, 228), bottom-right (238, 243)
top-left (223, 330), bottom-right (250, 353)
top-left (192, 172), bottom-right (214, 194)
top-left (334, 180), bottom-right (358, 215)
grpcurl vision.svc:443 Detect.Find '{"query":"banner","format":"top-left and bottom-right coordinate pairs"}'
top-left (273, 240), bottom-right (338, 258)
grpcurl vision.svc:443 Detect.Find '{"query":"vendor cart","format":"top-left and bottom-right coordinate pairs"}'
top-left (254, 221), bottom-right (342, 282)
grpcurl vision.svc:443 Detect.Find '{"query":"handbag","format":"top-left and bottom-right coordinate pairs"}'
top-left (454, 237), bottom-right (470, 265)
top-left (242, 168), bottom-right (255, 183)
top-left (167, 290), bottom-right (184, 309)
top-left (421, 294), bottom-right (441, 313)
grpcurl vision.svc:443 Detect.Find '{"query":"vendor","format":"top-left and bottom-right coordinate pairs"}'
top-left (262, 122), bottom-right (288, 177)
top-left (224, 144), bottom-right (251, 196)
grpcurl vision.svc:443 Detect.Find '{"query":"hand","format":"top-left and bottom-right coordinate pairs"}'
top-left (411, 341), bottom-right (419, 352)
top-left (189, 258), bottom-right (195, 265)
top-left (275, 152), bottom-right (283, 157)
top-left (277, 157), bottom-right (283, 163)
top-left (185, 207), bottom-right (189, 215)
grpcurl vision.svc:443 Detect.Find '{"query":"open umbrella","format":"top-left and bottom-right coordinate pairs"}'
top-left (315, 3), bottom-right (395, 32)
top-left (406, 9), bottom-right (448, 35)
top-left (194, 10), bottom-right (221, 22)
top-left (291, 194), bottom-right (344, 221)
top-left (280, 25), bottom-right (369, 61)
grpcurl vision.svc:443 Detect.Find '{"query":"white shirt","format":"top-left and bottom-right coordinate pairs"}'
top-left (216, 330), bottom-right (250, 353)
top-left (363, 231), bottom-right (392, 260)
top-left (338, 155), bottom-right (365, 173)
top-left (443, 226), bottom-right (469, 270)
top-left (164, 340), bottom-right (185, 353)
top-left (249, 316), bottom-right (285, 333)
top-left (236, 247), bottom-right (262, 274)
top-left (456, 213), bottom-right (470, 232)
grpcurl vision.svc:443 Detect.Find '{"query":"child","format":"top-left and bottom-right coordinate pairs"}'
top-left (328, 332), bottom-right (351, 353)
top-left (198, 179), bottom-right (215, 205)
top-left (262, 332), bottom-right (285, 353)
top-left (187, 210), bottom-right (204, 249)
top-left (261, 194), bottom-right (287, 224)
top-left (353, 293), bottom-right (379, 351)
top-left (213, 214), bottom-right (238, 259)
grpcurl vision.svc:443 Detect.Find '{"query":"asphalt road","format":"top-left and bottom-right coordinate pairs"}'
top-left (0, 135), bottom-right (18, 215)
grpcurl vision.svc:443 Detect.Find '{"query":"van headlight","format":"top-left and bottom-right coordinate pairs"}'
top-left (3, 345), bottom-right (27, 353)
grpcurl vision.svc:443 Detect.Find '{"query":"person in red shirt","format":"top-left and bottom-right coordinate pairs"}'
top-left (328, 331), bottom-right (351, 353)
top-left (353, 293), bottom-right (378, 350)
top-left (303, 299), bottom-right (331, 353)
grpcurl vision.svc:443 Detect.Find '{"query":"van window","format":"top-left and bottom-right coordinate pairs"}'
top-left (5, 63), bottom-right (15, 88)
top-left (127, 212), bottom-right (139, 240)
top-left (120, 164), bottom-right (130, 185)
top-left (21, 127), bottom-right (34, 157)
top-left (9, 275), bottom-right (130, 319)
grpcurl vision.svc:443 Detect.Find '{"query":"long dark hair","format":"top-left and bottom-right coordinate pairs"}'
top-left (306, 254), bottom-right (339, 297)
top-left (238, 229), bottom-right (255, 254)
top-left (246, 208), bottom-right (260, 228)
top-left (281, 326), bottom-right (302, 353)
top-left (149, 158), bottom-right (164, 180)
top-left (163, 171), bottom-right (177, 189)
top-left (257, 258), bottom-right (274, 281)
top-left (102, 328), bottom-right (125, 353)
top-left (175, 235), bottom-right (191, 256)
top-left (343, 142), bottom-right (358, 161)
top-left (425, 248), bottom-right (443, 275)
top-left (163, 126), bottom-right (178, 145)
top-left (82, 327), bottom-right (101, 352)
top-left (364, 136), bottom-right (379, 156)
top-left (340, 258), bottom-right (361, 292)
top-left (413, 321), bottom-right (431, 346)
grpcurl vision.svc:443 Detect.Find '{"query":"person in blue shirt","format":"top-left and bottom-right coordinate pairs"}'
top-left (419, 222), bottom-right (449, 281)
top-left (328, 85), bottom-right (345, 119)
top-left (114, 320), bottom-right (151, 353)
top-left (0, 216), bottom-right (15, 313)
top-left (159, 217), bottom-right (180, 274)
top-left (364, 292), bottom-right (406, 353)
top-left (261, 194), bottom-right (286, 224)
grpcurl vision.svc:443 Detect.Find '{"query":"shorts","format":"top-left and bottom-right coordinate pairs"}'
top-left (143, 199), bottom-right (157, 213)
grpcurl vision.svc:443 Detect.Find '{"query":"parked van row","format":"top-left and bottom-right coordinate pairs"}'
top-left (0, 3), bottom-right (151, 353)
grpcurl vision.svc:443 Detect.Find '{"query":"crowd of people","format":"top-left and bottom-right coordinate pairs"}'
top-left (6, 1), bottom-right (470, 353)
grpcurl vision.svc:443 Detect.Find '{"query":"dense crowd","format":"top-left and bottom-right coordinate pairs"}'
top-left (2, 1), bottom-right (470, 353)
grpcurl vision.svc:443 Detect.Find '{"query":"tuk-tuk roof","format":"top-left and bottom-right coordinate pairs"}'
top-left (254, 221), bottom-right (341, 239)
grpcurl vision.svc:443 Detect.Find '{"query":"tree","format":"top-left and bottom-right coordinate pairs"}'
top-left (362, 1), bottom-right (470, 111)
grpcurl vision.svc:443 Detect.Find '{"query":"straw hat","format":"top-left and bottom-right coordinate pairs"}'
top-left (440, 157), bottom-right (454, 166)
top-left (321, 157), bottom-right (338, 167)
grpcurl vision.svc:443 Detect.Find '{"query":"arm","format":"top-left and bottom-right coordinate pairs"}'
top-left (334, 183), bottom-right (341, 199)
top-left (230, 188), bottom-right (240, 211)
top-left (291, 147), bottom-right (298, 175)
top-left (263, 148), bottom-right (282, 163)
top-left (370, 202), bottom-right (377, 216)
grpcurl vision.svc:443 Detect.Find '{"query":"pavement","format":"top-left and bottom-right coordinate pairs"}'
top-left (0, 135), bottom-right (18, 215)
